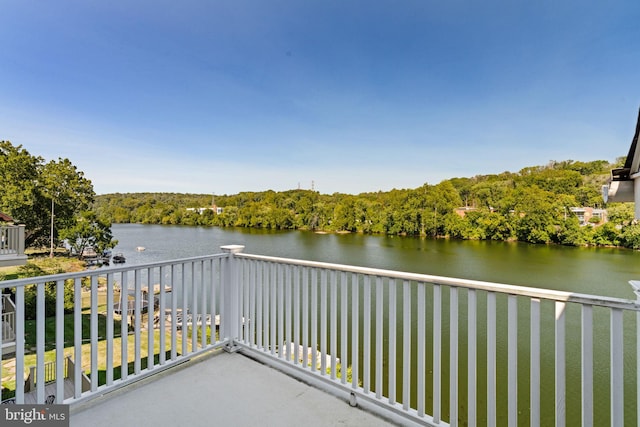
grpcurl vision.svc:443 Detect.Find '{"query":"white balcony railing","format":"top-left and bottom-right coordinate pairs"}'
top-left (1, 294), bottom-right (16, 349)
top-left (0, 245), bottom-right (639, 426)
top-left (0, 225), bottom-right (27, 267)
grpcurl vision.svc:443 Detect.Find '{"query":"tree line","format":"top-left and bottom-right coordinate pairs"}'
top-left (93, 158), bottom-right (640, 249)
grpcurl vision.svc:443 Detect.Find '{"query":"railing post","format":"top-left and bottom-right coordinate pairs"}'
top-left (221, 245), bottom-right (245, 352)
top-left (629, 281), bottom-right (640, 427)
top-left (17, 225), bottom-right (25, 256)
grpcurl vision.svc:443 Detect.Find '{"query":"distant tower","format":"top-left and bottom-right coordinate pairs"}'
top-left (312, 180), bottom-right (315, 191)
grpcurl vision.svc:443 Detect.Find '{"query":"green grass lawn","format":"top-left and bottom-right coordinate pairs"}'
top-left (23, 308), bottom-right (125, 352)
top-left (2, 326), bottom-right (192, 399)
top-left (0, 284), bottom-right (224, 400)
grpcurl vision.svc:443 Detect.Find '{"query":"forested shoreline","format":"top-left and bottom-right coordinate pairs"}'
top-left (94, 159), bottom-right (640, 249)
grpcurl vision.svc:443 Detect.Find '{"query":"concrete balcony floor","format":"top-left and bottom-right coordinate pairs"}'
top-left (71, 350), bottom-right (394, 427)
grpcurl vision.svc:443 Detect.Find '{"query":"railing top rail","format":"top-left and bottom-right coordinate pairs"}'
top-left (237, 252), bottom-right (640, 311)
top-left (0, 252), bottom-right (229, 289)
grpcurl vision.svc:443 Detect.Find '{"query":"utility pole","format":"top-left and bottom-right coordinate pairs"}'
top-left (50, 198), bottom-right (55, 258)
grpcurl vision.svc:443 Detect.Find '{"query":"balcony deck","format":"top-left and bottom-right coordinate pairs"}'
top-left (70, 350), bottom-right (393, 427)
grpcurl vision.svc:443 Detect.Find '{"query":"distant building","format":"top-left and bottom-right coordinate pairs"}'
top-left (454, 207), bottom-right (477, 217)
top-left (454, 207), bottom-right (496, 217)
top-left (186, 205), bottom-right (223, 215)
top-left (569, 207), bottom-right (607, 226)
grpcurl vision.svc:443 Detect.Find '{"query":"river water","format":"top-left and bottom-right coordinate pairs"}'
top-left (110, 223), bottom-right (640, 299)
top-left (109, 224), bottom-right (640, 425)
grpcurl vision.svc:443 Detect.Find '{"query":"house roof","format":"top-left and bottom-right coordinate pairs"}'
top-left (613, 107), bottom-right (640, 181)
top-left (0, 212), bottom-right (14, 222)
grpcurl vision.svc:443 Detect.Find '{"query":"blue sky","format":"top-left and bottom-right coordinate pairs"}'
top-left (1, 1), bottom-right (639, 196)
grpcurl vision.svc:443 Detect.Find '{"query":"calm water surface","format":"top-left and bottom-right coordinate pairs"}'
top-left (110, 223), bottom-right (640, 299)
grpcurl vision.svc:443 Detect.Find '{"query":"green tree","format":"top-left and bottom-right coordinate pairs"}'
top-left (60, 211), bottom-right (117, 258)
top-left (0, 142), bottom-right (95, 248)
top-left (620, 224), bottom-right (640, 249)
top-left (0, 142), bottom-right (42, 244)
top-left (41, 158), bottom-right (95, 253)
top-left (606, 203), bottom-right (634, 225)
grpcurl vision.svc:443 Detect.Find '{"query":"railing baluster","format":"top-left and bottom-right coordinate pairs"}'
top-left (158, 267), bottom-right (166, 365)
top-left (121, 272), bottom-right (129, 380)
top-left (264, 261), bottom-right (270, 352)
top-left (15, 285), bottom-right (25, 403)
top-left (74, 277), bottom-right (82, 398)
top-left (302, 267), bottom-right (309, 369)
top-left (330, 270), bottom-right (337, 379)
top-left (36, 280), bottom-right (45, 402)
top-left (238, 259), bottom-right (245, 345)
top-left (450, 286), bottom-right (459, 426)
top-left (363, 275), bottom-right (371, 391)
top-left (294, 265), bottom-right (301, 365)
top-left (91, 275), bottom-right (98, 391)
top-left (170, 266), bottom-right (177, 361)
top-left (134, 269), bottom-right (142, 374)
top-left (202, 261), bottom-right (209, 348)
top-left (351, 273), bottom-right (359, 390)
top-left (256, 261), bottom-right (263, 350)
top-left (320, 269), bottom-right (327, 375)
top-left (375, 276), bottom-right (383, 400)
top-left (278, 264), bottom-right (284, 359)
top-left (611, 308), bottom-right (624, 426)
top-left (389, 278), bottom-right (397, 405)
top-left (555, 301), bottom-right (566, 427)
top-left (148, 267), bottom-right (155, 367)
top-left (181, 263), bottom-right (188, 357)
top-left (267, 263), bottom-right (277, 356)
top-left (106, 274), bottom-right (115, 383)
top-left (402, 280), bottom-right (411, 411)
top-left (285, 264), bottom-right (292, 361)
top-left (191, 262), bottom-right (197, 353)
top-left (417, 282), bottom-right (425, 417)
top-left (340, 271), bottom-right (348, 384)
top-left (56, 279), bottom-right (65, 401)
top-left (270, 262), bottom-right (276, 357)
top-left (581, 305), bottom-right (593, 427)
top-left (311, 269), bottom-right (318, 370)
top-left (508, 295), bottom-right (517, 427)
top-left (213, 259), bottom-right (219, 346)
top-left (199, 262), bottom-right (206, 346)
top-left (468, 289), bottom-right (477, 427)
top-left (249, 260), bottom-right (257, 349)
top-left (433, 284), bottom-right (441, 423)
top-left (238, 257), bottom-right (244, 343)
top-left (530, 298), bottom-right (541, 427)
top-left (487, 292), bottom-right (496, 427)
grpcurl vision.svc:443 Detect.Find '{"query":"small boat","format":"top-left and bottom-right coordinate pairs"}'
top-left (112, 253), bottom-right (126, 263)
top-left (136, 246), bottom-right (146, 251)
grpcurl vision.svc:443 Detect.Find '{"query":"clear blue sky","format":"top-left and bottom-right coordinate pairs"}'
top-left (1, 1), bottom-right (639, 196)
